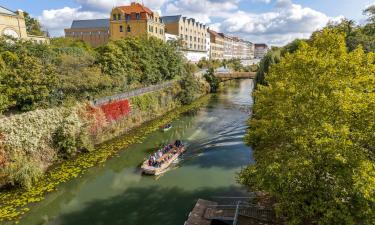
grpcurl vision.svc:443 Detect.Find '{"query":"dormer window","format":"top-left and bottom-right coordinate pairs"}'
top-left (136, 13), bottom-right (140, 20)
top-left (125, 14), bottom-right (131, 21)
top-left (113, 14), bottom-right (117, 21)
top-left (118, 14), bottom-right (121, 20)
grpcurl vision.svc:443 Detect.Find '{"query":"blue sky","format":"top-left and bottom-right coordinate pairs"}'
top-left (1, 0), bottom-right (374, 45)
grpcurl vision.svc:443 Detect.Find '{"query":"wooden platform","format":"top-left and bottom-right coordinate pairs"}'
top-left (184, 199), bottom-right (217, 225)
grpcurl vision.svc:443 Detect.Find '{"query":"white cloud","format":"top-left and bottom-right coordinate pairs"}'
top-left (216, 1), bottom-right (343, 45)
top-left (39, 7), bottom-right (108, 36)
top-left (165, 0), bottom-right (240, 23)
top-left (38, 0), bottom-right (342, 46)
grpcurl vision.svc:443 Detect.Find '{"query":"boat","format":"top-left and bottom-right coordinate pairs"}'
top-left (141, 140), bottom-right (185, 175)
top-left (162, 124), bottom-right (172, 132)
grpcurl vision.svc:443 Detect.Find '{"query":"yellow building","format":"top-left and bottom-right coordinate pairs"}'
top-left (0, 6), bottom-right (48, 43)
top-left (110, 2), bottom-right (165, 41)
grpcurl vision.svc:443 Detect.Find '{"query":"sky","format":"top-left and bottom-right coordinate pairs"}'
top-left (1, 0), bottom-right (374, 46)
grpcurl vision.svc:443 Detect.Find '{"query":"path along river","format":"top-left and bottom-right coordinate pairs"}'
top-left (19, 79), bottom-right (254, 225)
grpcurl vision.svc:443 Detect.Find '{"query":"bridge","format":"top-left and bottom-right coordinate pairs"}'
top-left (215, 72), bottom-right (256, 81)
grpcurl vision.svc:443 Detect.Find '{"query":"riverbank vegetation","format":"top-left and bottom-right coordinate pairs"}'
top-left (240, 10), bottom-right (375, 225)
top-left (0, 95), bottom-right (211, 222)
top-left (0, 36), bottom-right (185, 114)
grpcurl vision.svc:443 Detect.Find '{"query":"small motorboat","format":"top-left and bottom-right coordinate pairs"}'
top-left (162, 124), bottom-right (172, 132)
top-left (141, 140), bottom-right (185, 175)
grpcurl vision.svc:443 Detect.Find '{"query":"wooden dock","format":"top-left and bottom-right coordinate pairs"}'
top-left (184, 199), bottom-right (217, 225)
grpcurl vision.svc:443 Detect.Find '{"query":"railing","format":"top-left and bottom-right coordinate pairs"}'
top-left (92, 81), bottom-right (176, 106)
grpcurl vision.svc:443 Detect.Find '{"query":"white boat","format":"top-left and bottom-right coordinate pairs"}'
top-left (162, 124), bottom-right (172, 132)
top-left (141, 141), bottom-right (185, 175)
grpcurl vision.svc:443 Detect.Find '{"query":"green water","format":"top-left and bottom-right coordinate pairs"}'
top-left (19, 79), bottom-right (254, 225)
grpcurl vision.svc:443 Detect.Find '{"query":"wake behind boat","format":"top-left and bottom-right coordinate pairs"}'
top-left (141, 140), bottom-right (185, 175)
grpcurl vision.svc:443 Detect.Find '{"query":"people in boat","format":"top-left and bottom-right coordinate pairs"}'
top-left (146, 140), bottom-right (184, 168)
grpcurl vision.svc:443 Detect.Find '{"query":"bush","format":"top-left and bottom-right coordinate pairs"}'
top-left (178, 74), bottom-right (200, 105)
top-left (204, 68), bottom-right (219, 93)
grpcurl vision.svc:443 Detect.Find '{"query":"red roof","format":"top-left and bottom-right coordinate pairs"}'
top-left (118, 2), bottom-right (153, 15)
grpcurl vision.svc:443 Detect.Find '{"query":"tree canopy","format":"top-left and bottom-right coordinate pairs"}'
top-left (240, 29), bottom-right (375, 224)
top-left (24, 12), bottom-right (44, 36)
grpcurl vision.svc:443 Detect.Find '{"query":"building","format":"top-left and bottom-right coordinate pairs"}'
top-left (110, 2), bottom-right (165, 41)
top-left (254, 43), bottom-right (269, 59)
top-left (162, 15), bottom-right (209, 62)
top-left (221, 33), bottom-right (235, 60)
top-left (0, 6), bottom-right (48, 43)
top-left (208, 29), bottom-right (224, 60)
top-left (64, 19), bottom-right (109, 47)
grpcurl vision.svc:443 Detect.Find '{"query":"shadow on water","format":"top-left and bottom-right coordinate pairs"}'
top-left (55, 186), bottom-right (246, 225)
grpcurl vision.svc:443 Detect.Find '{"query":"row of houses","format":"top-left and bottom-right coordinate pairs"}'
top-left (64, 2), bottom-right (269, 62)
top-left (0, 3), bottom-right (268, 62)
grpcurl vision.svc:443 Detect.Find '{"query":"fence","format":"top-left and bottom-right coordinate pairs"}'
top-left (92, 81), bottom-right (176, 106)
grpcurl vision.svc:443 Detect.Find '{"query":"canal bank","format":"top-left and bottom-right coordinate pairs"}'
top-left (4, 79), bottom-right (254, 225)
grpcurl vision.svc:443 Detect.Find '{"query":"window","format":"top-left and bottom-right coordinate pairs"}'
top-left (125, 14), bottom-right (131, 21)
top-left (190, 36), bottom-right (192, 41)
top-left (136, 13), bottom-right (140, 20)
top-left (113, 14), bottom-right (117, 21)
top-left (155, 27), bottom-right (158, 33)
top-left (118, 14), bottom-right (121, 20)
top-left (180, 34), bottom-right (183, 38)
top-left (127, 25), bottom-right (131, 32)
top-left (185, 35), bottom-right (188, 40)
top-left (160, 29), bottom-right (163, 35)
top-left (120, 25), bottom-right (123, 32)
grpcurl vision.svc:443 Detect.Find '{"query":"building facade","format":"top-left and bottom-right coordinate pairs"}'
top-left (254, 43), bottom-right (269, 59)
top-left (162, 15), bottom-right (209, 62)
top-left (110, 3), bottom-right (165, 41)
top-left (221, 33), bottom-right (235, 60)
top-left (208, 30), bottom-right (224, 60)
top-left (0, 6), bottom-right (48, 43)
top-left (65, 19), bottom-right (109, 47)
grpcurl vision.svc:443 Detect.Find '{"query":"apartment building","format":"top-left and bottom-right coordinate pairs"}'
top-left (162, 15), bottom-right (209, 62)
top-left (110, 2), bottom-right (165, 41)
top-left (254, 43), bottom-right (269, 59)
top-left (65, 19), bottom-right (109, 47)
top-left (162, 15), bottom-right (208, 52)
top-left (208, 29), bottom-right (224, 60)
top-left (0, 6), bottom-right (48, 43)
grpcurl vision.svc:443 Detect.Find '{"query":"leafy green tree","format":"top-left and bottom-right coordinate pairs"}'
top-left (204, 68), bottom-right (219, 93)
top-left (24, 12), bottom-right (44, 36)
top-left (178, 73), bottom-right (199, 105)
top-left (240, 29), bottom-right (375, 224)
top-left (364, 5), bottom-right (375, 23)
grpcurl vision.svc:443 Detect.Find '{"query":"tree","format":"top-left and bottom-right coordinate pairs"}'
top-left (240, 29), bottom-right (375, 224)
top-left (178, 73), bottom-right (199, 105)
top-left (204, 68), bottom-right (219, 93)
top-left (24, 12), bottom-right (44, 36)
top-left (364, 5), bottom-right (375, 23)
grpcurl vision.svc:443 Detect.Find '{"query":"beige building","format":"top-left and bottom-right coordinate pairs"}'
top-left (162, 15), bottom-right (208, 52)
top-left (0, 6), bottom-right (48, 43)
top-left (65, 19), bottom-right (110, 47)
top-left (254, 43), bottom-right (269, 59)
top-left (208, 29), bottom-right (224, 60)
top-left (110, 3), bottom-right (165, 41)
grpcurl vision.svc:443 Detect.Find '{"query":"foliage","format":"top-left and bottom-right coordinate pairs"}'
top-left (0, 35), bottom-right (188, 114)
top-left (364, 5), bottom-right (375, 23)
top-left (197, 59), bottom-right (222, 69)
top-left (240, 29), bottom-right (375, 224)
top-left (178, 74), bottom-right (201, 105)
top-left (97, 36), bottom-right (185, 87)
top-left (23, 12), bottom-right (44, 36)
top-left (204, 68), bottom-right (219, 93)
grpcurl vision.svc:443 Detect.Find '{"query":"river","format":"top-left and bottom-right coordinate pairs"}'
top-left (19, 79), bottom-right (254, 225)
